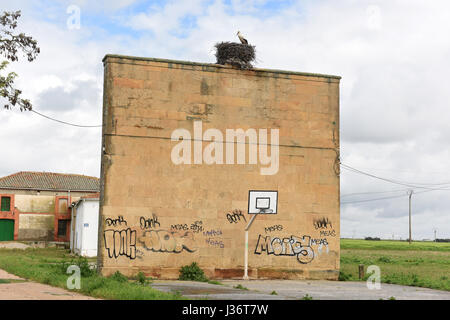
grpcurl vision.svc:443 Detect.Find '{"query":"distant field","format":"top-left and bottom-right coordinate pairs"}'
top-left (340, 239), bottom-right (450, 291)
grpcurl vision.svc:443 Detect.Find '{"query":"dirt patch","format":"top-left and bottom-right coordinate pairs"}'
top-left (0, 242), bottom-right (30, 250)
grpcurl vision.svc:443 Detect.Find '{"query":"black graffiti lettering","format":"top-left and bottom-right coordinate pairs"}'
top-left (254, 235), bottom-right (276, 255)
top-left (296, 247), bottom-right (315, 264)
top-left (226, 209), bottom-right (247, 224)
top-left (313, 217), bottom-right (332, 230)
top-left (190, 221), bottom-right (203, 233)
top-left (105, 215), bottom-right (128, 227)
top-left (140, 214), bottom-right (161, 230)
top-left (310, 238), bottom-right (328, 246)
top-left (171, 223), bottom-right (189, 231)
top-left (254, 234), bottom-right (315, 264)
top-left (264, 225), bottom-right (283, 233)
top-left (139, 229), bottom-right (197, 253)
top-left (320, 230), bottom-right (336, 237)
top-left (104, 228), bottom-right (136, 259)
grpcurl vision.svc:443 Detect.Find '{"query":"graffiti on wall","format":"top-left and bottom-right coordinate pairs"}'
top-left (313, 217), bottom-right (336, 237)
top-left (203, 229), bottom-right (224, 248)
top-left (140, 214), bottom-right (161, 229)
top-left (313, 217), bottom-right (332, 230)
top-left (310, 238), bottom-right (329, 256)
top-left (105, 215), bottom-right (128, 227)
top-left (139, 229), bottom-right (197, 253)
top-left (226, 209), bottom-right (246, 224)
top-left (190, 221), bottom-right (204, 233)
top-left (104, 228), bottom-right (136, 259)
top-left (254, 234), bottom-right (315, 264)
top-left (170, 220), bottom-right (204, 233)
top-left (264, 225), bottom-right (283, 233)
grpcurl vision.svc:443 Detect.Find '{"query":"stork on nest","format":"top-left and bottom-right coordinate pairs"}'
top-left (214, 31), bottom-right (256, 69)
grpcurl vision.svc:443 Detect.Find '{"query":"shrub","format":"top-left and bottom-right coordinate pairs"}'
top-left (136, 271), bottom-right (150, 285)
top-left (109, 271), bottom-right (128, 283)
top-left (377, 256), bottom-right (392, 263)
top-left (61, 256), bottom-right (95, 277)
top-left (338, 271), bottom-right (352, 281)
top-left (179, 262), bottom-right (208, 282)
top-left (234, 284), bottom-right (248, 290)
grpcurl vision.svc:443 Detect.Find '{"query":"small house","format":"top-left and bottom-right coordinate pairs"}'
top-left (0, 171), bottom-right (99, 242)
top-left (70, 195), bottom-right (99, 257)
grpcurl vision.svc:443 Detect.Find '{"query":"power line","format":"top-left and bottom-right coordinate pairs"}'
top-left (340, 163), bottom-right (450, 204)
top-left (341, 193), bottom-right (407, 204)
top-left (341, 163), bottom-right (450, 189)
top-left (30, 109), bottom-right (103, 128)
top-left (341, 188), bottom-right (410, 198)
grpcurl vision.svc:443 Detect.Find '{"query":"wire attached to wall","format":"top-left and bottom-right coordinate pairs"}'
top-left (30, 109), bottom-right (103, 128)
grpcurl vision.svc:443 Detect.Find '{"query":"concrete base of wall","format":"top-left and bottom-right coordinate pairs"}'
top-left (99, 267), bottom-right (339, 281)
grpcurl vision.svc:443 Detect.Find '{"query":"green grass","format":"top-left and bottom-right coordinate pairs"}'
top-left (0, 279), bottom-right (28, 284)
top-left (341, 239), bottom-right (450, 252)
top-left (340, 239), bottom-right (450, 291)
top-left (233, 284), bottom-right (249, 290)
top-left (0, 248), bottom-right (184, 300)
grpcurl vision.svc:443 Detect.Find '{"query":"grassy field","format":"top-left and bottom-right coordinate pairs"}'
top-left (0, 240), bottom-right (449, 299)
top-left (340, 239), bottom-right (450, 291)
top-left (0, 247), bottom-right (184, 300)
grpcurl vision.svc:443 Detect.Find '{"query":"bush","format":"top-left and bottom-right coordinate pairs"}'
top-left (109, 271), bottom-right (128, 283)
top-left (60, 256), bottom-right (95, 277)
top-left (179, 262), bottom-right (208, 282)
top-left (338, 271), bottom-right (352, 281)
top-left (136, 271), bottom-right (150, 285)
top-left (377, 256), bottom-right (392, 263)
top-left (234, 284), bottom-right (248, 290)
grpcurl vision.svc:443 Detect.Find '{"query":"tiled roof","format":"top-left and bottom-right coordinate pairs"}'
top-left (0, 171), bottom-right (100, 192)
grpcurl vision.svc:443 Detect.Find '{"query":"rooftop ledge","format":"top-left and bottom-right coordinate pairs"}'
top-left (103, 54), bottom-right (341, 80)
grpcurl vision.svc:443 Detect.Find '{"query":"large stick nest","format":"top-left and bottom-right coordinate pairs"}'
top-left (214, 41), bottom-right (256, 69)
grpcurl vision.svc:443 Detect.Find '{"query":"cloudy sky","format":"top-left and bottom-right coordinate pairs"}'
top-left (1, 0), bottom-right (449, 240)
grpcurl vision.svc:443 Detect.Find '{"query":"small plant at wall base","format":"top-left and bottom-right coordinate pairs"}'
top-left (109, 271), bottom-right (128, 283)
top-left (179, 262), bottom-right (208, 282)
top-left (338, 271), bottom-right (352, 281)
top-left (234, 284), bottom-right (249, 290)
top-left (136, 271), bottom-right (151, 285)
top-left (60, 256), bottom-right (95, 277)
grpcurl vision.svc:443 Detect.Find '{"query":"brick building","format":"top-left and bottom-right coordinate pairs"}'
top-left (98, 55), bottom-right (340, 280)
top-left (0, 171), bottom-right (99, 242)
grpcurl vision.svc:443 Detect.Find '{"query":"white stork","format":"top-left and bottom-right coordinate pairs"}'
top-left (236, 31), bottom-right (248, 44)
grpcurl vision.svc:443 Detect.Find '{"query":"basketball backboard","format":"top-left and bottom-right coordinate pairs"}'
top-left (248, 190), bottom-right (278, 214)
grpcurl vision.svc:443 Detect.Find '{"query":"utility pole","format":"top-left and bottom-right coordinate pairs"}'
top-left (407, 190), bottom-right (413, 244)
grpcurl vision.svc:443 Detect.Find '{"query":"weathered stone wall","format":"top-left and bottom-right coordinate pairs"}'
top-left (99, 55), bottom-right (340, 280)
top-left (15, 195), bottom-right (55, 213)
top-left (18, 214), bottom-right (54, 240)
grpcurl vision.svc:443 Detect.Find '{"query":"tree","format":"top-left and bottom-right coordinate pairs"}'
top-left (0, 10), bottom-right (40, 111)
